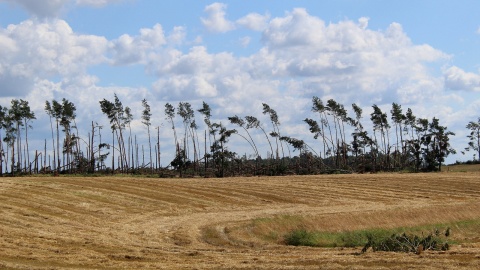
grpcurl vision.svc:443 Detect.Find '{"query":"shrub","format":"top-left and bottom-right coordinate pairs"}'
top-left (362, 228), bottom-right (450, 253)
top-left (284, 229), bottom-right (318, 247)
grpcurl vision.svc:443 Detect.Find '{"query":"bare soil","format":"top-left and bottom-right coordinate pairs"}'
top-left (0, 172), bottom-right (479, 269)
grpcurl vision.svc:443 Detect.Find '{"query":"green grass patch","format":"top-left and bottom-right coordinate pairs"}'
top-left (284, 228), bottom-right (404, 248)
top-left (250, 215), bottom-right (480, 249)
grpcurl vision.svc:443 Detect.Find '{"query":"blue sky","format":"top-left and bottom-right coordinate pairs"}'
top-left (0, 0), bottom-right (479, 165)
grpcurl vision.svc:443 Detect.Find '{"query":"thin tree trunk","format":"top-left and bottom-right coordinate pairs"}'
top-left (205, 130), bottom-right (207, 177)
top-left (112, 131), bottom-right (115, 173)
top-left (157, 127), bottom-right (161, 171)
top-left (155, 144), bottom-right (158, 171)
top-left (44, 139), bottom-right (47, 172)
top-left (24, 120), bottom-right (30, 173)
top-left (135, 135), bottom-right (138, 169)
top-left (147, 125), bottom-right (152, 173)
top-left (34, 150), bottom-right (37, 174)
top-left (16, 124), bottom-right (21, 172)
top-left (0, 135), bottom-right (3, 176)
top-left (56, 120), bottom-right (60, 173)
top-left (90, 122), bottom-right (95, 173)
top-left (11, 142), bottom-right (14, 176)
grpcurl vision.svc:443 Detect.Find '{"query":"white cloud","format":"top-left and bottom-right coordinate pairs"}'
top-left (0, 6), bottom-right (475, 165)
top-left (75, 0), bottom-right (124, 8)
top-left (358, 17), bottom-right (369, 30)
top-left (444, 66), bottom-right (480, 91)
top-left (1, 0), bottom-right (69, 18)
top-left (0, 19), bottom-right (107, 95)
top-left (0, 0), bottom-right (126, 18)
top-left (236, 12), bottom-right (270, 31)
top-left (167, 26), bottom-right (186, 45)
top-left (110, 24), bottom-right (166, 65)
top-left (256, 8), bottom-right (449, 105)
top-left (201, 2), bottom-right (235, 33)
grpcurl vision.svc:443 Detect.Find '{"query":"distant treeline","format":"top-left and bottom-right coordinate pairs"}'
top-left (0, 95), bottom-right (479, 177)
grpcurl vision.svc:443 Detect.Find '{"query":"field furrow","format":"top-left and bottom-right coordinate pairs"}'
top-left (0, 172), bottom-right (479, 269)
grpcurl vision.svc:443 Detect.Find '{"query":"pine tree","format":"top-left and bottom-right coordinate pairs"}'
top-left (141, 99), bottom-right (153, 172)
top-left (465, 117), bottom-right (480, 160)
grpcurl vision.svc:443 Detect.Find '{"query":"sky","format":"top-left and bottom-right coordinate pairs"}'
top-left (0, 0), bottom-right (479, 166)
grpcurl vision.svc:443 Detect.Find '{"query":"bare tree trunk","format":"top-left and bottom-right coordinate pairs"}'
top-left (0, 135), bottom-right (3, 176)
top-left (135, 135), bottom-right (138, 169)
top-left (157, 127), bottom-right (161, 171)
top-left (205, 130), bottom-right (207, 177)
top-left (44, 139), bottom-right (47, 172)
top-left (11, 142), bottom-right (15, 176)
top-left (56, 120), bottom-right (60, 173)
top-left (147, 125), bottom-right (152, 173)
top-left (90, 122), bottom-right (95, 173)
top-left (112, 131), bottom-right (115, 173)
top-left (24, 120), bottom-right (30, 173)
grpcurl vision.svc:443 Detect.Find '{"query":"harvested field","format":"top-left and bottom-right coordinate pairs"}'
top-left (0, 172), bottom-right (479, 269)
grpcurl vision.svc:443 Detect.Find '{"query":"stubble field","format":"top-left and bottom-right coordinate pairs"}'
top-left (0, 171), bottom-right (479, 269)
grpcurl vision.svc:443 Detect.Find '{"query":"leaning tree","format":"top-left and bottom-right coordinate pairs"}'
top-left (465, 117), bottom-right (480, 161)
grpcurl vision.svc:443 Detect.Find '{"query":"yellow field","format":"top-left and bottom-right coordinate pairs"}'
top-left (0, 172), bottom-right (479, 269)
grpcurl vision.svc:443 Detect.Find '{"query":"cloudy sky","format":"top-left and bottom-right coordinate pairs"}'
top-left (0, 0), bottom-right (479, 165)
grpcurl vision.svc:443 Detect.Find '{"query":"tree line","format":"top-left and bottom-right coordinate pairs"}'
top-left (0, 95), bottom-right (478, 177)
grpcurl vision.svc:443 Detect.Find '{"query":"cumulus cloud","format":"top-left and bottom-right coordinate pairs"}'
top-left (201, 4), bottom-right (269, 33)
top-left (1, 6), bottom-right (473, 164)
top-left (75, 0), bottom-right (124, 8)
top-left (201, 2), bottom-right (235, 33)
top-left (236, 12), bottom-right (270, 31)
top-left (257, 8), bottom-right (449, 105)
top-left (1, 0), bottom-right (126, 18)
top-left (110, 24), bottom-right (166, 65)
top-left (0, 19), bottom-right (108, 96)
top-left (444, 66), bottom-right (480, 91)
top-left (1, 0), bottom-right (69, 18)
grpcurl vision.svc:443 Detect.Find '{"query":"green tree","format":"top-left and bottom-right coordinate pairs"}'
top-left (44, 101), bottom-right (57, 171)
top-left (326, 99), bottom-right (349, 168)
top-left (311, 97), bottom-right (332, 160)
top-left (198, 101), bottom-right (216, 174)
top-left (228, 115), bottom-right (259, 158)
top-left (177, 102), bottom-right (198, 171)
top-left (424, 118), bottom-right (456, 171)
top-left (390, 102), bottom-right (405, 167)
top-left (19, 100), bottom-right (35, 172)
top-left (210, 122), bottom-right (236, 177)
top-left (141, 99), bottom-right (153, 172)
top-left (245, 115), bottom-right (274, 159)
top-left (124, 106), bottom-right (133, 169)
top-left (350, 103), bottom-right (372, 171)
top-left (8, 100), bottom-right (24, 171)
top-left (99, 94), bottom-right (129, 172)
top-left (2, 107), bottom-right (16, 174)
top-left (370, 105), bottom-right (391, 170)
top-left (262, 103), bottom-right (286, 159)
top-left (0, 105), bottom-right (8, 174)
top-left (59, 98), bottom-right (76, 173)
top-left (165, 103), bottom-right (179, 155)
top-left (465, 117), bottom-right (480, 160)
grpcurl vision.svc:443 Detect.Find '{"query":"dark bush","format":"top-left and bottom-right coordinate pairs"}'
top-left (362, 228), bottom-right (450, 254)
top-left (284, 229), bottom-right (318, 247)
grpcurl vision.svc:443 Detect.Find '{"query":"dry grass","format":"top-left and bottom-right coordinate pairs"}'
top-left (445, 163), bottom-right (480, 172)
top-left (0, 172), bottom-right (479, 269)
